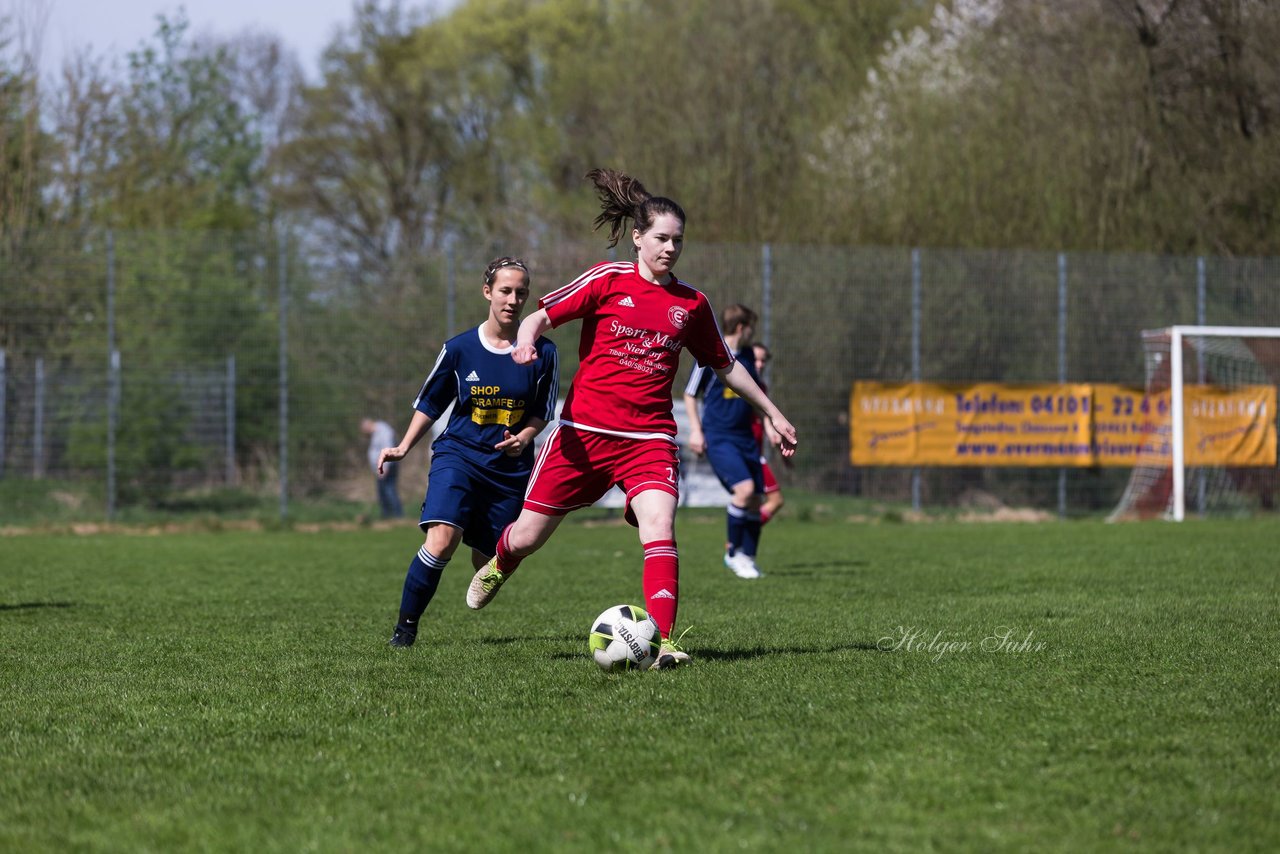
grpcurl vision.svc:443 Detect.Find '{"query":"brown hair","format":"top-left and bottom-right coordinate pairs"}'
top-left (483, 256), bottom-right (530, 286)
top-left (721, 303), bottom-right (758, 335)
top-left (585, 168), bottom-right (687, 248)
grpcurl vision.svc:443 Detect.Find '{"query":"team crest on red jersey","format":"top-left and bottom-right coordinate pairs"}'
top-left (667, 306), bottom-right (689, 330)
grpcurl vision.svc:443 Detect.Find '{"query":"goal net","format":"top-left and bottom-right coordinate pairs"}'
top-left (1109, 326), bottom-right (1280, 521)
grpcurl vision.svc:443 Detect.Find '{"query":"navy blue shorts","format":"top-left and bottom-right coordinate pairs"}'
top-left (419, 457), bottom-right (523, 558)
top-left (704, 431), bottom-right (764, 495)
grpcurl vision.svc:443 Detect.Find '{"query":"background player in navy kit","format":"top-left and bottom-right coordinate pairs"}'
top-left (377, 257), bottom-right (559, 648)
top-left (683, 304), bottom-right (771, 579)
top-left (464, 169), bottom-right (798, 669)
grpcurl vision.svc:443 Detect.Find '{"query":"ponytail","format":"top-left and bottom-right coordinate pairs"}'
top-left (585, 168), bottom-right (686, 248)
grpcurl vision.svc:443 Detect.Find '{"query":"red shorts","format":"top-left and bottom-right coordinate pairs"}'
top-left (525, 425), bottom-right (680, 523)
top-left (761, 458), bottom-right (779, 494)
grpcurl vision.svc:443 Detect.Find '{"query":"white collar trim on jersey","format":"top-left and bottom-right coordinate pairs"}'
top-left (475, 324), bottom-right (516, 355)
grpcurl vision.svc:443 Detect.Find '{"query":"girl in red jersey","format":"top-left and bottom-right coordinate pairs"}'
top-left (465, 168), bottom-right (798, 669)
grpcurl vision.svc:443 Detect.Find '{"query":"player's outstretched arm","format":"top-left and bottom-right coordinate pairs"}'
top-left (512, 309), bottom-right (553, 365)
top-left (378, 410), bottom-right (434, 474)
top-left (715, 361), bottom-right (798, 457)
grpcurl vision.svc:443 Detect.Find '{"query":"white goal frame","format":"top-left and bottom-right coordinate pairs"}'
top-left (1163, 325), bottom-right (1280, 521)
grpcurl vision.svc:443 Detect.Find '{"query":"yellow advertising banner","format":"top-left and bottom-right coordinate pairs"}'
top-left (1090, 384), bottom-right (1171, 466)
top-left (851, 382), bottom-right (1095, 467)
top-left (1176, 384), bottom-right (1273, 467)
top-left (850, 381), bottom-right (1277, 467)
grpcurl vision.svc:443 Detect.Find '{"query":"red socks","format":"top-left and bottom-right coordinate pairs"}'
top-left (642, 539), bottom-right (679, 639)
top-left (494, 525), bottom-right (524, 575)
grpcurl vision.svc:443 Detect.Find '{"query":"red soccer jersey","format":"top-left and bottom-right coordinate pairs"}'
top-left (541, 261), bottom-right (732, 439)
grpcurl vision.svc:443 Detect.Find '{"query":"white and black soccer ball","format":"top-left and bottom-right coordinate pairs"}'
top-left (588, 604), bottom-right (660, 672)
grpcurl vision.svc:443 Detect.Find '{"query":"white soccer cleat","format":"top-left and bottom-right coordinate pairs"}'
top-left (467, 557), bottom-right (510, 609)
top-left (725, 551), bottom-right (762, 579)
top-left (650, 637), bottom-right (692, 670)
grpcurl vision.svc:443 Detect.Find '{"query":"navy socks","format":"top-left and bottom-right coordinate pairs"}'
top-left (397, 545), bottom-right (449, 629)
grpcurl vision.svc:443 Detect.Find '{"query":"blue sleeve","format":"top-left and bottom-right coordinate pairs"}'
top-left (412, 344), bottom-right (458, 419)
top-left (684, 362), bottom-right (711, 398)
top-left (532, 339), bottom-right (560, 422)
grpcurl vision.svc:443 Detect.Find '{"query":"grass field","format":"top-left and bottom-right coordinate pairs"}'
top-left (2, 505), bottom-right (1278, 852)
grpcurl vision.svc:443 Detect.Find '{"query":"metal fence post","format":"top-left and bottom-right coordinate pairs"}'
top-left (1196, 256), bottom-right (1206, 515)
top-left (107, 350), bottom-right (120, 520)
top-left (106, 231), bottom-right (117, 520)
top-left (1058, 253), bottom-right (1068, 519)
top-left (34, 357), bottom-right (45, 479)
top-left (0, 349), bottom-right (6, 479)
top-left (761, 243), bottom-right (773, 350)
top-left (446, 242), bottom-right (456, 339)
top-left (278, 237), bottom-right (289, 520)
top-left (226, 354), bottom-right (236, 486)
top-left (911, 247), bottom-right (921, 512)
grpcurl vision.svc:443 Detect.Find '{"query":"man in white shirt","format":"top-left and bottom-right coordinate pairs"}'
top-left (361, 418), bottom-right (403, 518)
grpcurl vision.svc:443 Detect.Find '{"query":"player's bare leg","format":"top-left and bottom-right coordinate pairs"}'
top-left (466, 509), bottom-right (563, 609)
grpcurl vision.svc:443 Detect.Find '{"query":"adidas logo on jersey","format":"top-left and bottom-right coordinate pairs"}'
top-left (465, 371), bottom-right (480, 382)
top-left (650, 588), bottom-right (676, 600)
top-left (618, 296), bottom-right (636, 307)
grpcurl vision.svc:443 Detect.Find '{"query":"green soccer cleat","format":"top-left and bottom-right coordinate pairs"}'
top-left (651, 636), bottom-right (692, 670)
top-left (466, 557), bottom-right (510, 610)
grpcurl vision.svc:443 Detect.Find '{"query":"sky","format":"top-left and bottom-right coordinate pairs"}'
top-left (21, 0), bottom-right (437, 81)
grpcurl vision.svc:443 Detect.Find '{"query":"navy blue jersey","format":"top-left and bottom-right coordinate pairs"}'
top-left (684, 348), bottom-right (760, 436)
top-left (414, 326), bottom-right (559, 491)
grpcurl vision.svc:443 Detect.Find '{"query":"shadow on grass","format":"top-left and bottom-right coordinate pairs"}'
top-left (772, 560), bottom-right (869, 572)
top-left (0, 601), bottom-right (76, 612)
top-left (483, 634), bottom-right (579, 646)
top-left (547, 639), bottom-right (885, 662)
top-left (693, 640), bottom-right (886, 661)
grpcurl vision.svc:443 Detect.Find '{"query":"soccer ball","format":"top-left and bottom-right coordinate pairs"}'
top-left (588, 604), bottom-right (660, 672)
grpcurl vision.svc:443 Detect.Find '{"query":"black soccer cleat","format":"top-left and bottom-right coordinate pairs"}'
top-left (388, 624), bottom-right (417, 648)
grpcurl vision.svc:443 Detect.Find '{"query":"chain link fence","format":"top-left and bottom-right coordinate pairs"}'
top-left (2, 231), bottom-right (1278, 522)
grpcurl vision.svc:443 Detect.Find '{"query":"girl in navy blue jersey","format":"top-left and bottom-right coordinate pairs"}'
top-left (377, 257), bottom-right (559, 648)
top-left (683, 304), bottom-right (770, 579)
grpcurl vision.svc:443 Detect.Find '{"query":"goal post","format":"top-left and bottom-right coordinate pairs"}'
top-left (1110, 325), bottom-right (1280, 522)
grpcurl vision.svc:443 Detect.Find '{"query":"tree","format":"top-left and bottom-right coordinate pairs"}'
top-left (0, 6), bottom-right (49, 249)
top-left (274, 0), bottom-right (538, 280)
top-left (811, 0), bottom-right (1280, 255)
top-left (516, 0), bottom-right (913, 243)
top-left (1117, 0), bottom-right (1280, 253)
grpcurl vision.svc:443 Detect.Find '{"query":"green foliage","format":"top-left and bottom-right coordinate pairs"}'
top-left (2, 517), bottom-right (1278, 850)
top-left (0, 476), bottom-right (103, 524)
top-left (12, 1), bottom-right (1280, 255)
top-left (811, 1), bottom-right (1280, 255)
top-left (97, 14), bottom-right (265, 230)
top-left (275, 0), bottom-right (538, 276)
top-left (0, 14), bottom-right (50, 249)
top-left (514, 0), bottom-right (915, 243)
top-left (6, 1), bottom-right (1280, 516)
top-left (63, 371), bottom-right (206, 506)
